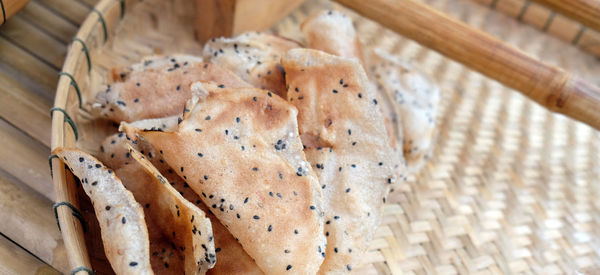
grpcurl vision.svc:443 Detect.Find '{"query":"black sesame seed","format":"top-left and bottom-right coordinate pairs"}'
top-left (244, 197), bottom-right (248, 203)
top-left (351, 164), bottom-right (357, 168)
top-left (348, 129), bottom-right (352, 135)
top-left (218, 84), bottom-right (225, 88)
top-left (236, 213), bottom-right (241, 219)
top-left (347, 265), bottom-right (352, 271)
top-left (253, 215), bottom-right (260, 220)
top-left (136, 82), bottom-right (140, 87)
top-left (215, 247), bottom-right (221, 252)
top-left (334, 216), bottom-right (340, 220)
top-left (105, 206), bottom-right (111, 210)
top-left (236, 117), bottom-right (240, 123)
top-left (204, 175), bottom-right (208, 180)
top-left (358, 93), bottom-right (362, 98)
top-left (130, 262), bottom-right (138, 267)
top-left (287, 265), bottom-right (292, 271)
top-left (285, 249), bottom-right (290, 253)
top-left (310, 205), bottom-right (316, 210)
top-left (294, 229), bottom-right (298, 234)
top-left (205, 116), bottom-right (211, 120)
top-left (79, 157), bottom-right (84, 162)
top-left (91, 181), bottom-right (98, 186)
top-left (176, 85), bottom-right (181, 91)
top-left (268, 225), bottom-right (272, 232)
top-left (252, 167), bottom-right (259, 171)
top-left (195, 128), bottom-right (202, 132)
top-left (253, 97), bottom-right (257, 101)
top-left (373, 99), bottom-right (378, 105)
top-left (332, 89), bottom-right (338, 94)
top-left (346, 188), bottom-right (351, 193)
top-left (322, 185), bottom-right (326, 189)
top-left (198, 153), bottom-right (203, 157)
top-left (122, 217), bottom-right (126, 224)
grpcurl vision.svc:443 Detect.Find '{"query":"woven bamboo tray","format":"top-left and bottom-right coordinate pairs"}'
top-left (51, 0), bottom-right (600, 274)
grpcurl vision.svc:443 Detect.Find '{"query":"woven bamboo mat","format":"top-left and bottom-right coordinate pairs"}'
top-left (69, 0), bottom-right (600, 274)
top-left (303, 1), bottom-right (599, 274)
top-left (278, 0), bottom-right (600, 274)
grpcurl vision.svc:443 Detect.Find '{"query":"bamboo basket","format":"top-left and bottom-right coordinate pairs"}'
top-left (51, 0), bottom-right (600, 274)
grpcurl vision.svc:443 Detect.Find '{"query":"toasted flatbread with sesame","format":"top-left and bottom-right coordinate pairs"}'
top-left (282, 49), bottom-right (398, 274)
top-left (137, 82), bottom-right (326, 274)
top-left (203, 32), bottom-right (300, 98)
top-left (301, 10), bottom-right (366, 69)
top-left (92, 55), bottom-right (250, 122)
top-left (53, 148), bottom-right (153, 275)
top-left (126, 146), bottom-right (215, 274)
top-left (100, 133), bottom-right (263, 275)
top-left (301, 10), bottom-right (404, 173)
top-left (369, 49), bottom-right (440, 172)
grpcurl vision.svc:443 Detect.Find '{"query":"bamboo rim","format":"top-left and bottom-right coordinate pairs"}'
top-left (51, 0), bottom-right (600, 274)
top-left (51, 0), bottom-right (134, 273)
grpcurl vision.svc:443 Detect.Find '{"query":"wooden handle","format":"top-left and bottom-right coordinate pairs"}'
top-left (530, 0), bottom-right (600, 33)
top-left (1, 0), bottom-right (30, 25)
top-left (334, 0), bottom-right (600, 130)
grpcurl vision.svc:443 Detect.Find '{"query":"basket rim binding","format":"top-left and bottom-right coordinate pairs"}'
top-left (51, 0), bottom-right (132, 273)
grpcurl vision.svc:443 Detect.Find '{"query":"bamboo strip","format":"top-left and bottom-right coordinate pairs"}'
top-left (335, 0), bottom-right (600, 130)
top-left (0, 0), bottom-right (30, 25)
top-left (0, 168), bottom-right (68, 273)
top-left (0, 119), bottom-right (53, 200)
top-left (0, 37), bottom-right (58, 98)
top-left (531, 0), bottom-right (600, 33)
top-left (36, 0), bottom-right (90, 25)
top-left (0, 15), bottom-right (66, 68)
top-left (0, 235), bottom-right (61, 275)
top-left (17, 1), bottom-right (78, 44)
top-left (0, 71), bottom-right (52, 147)
top-left (471, 0), bottom-right (600, 57)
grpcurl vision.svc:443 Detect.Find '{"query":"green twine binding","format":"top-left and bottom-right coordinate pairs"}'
top-left (49, 154), bottom-right (59, 178)
top-left (70, 266), bottom-right (95, 275)
top-left (516, 1), bottom-right (530, 21)
top-left (53, 201), bottom-right (87, 232)
top-left (50, 107), bottom-right (79, 141)
top-left (58, 72), bottom-right (83, 108)
top-left (72, 38), bottom-right (91, 73)
top-left (490, 0), bottom-right (499, 9)
top-left (543, 12), bottom-right (556, 32)
top-left (572, 26), bottom-right (587, 45)
top-left (92, 9), bottom-right (108, 42)
top-left (118, 0), bottom-right (125, 19)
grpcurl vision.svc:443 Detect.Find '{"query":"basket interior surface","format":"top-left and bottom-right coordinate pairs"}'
top-left (56, 0), bottom-right (600, 273)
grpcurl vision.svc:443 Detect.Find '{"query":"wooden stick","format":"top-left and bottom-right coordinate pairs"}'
top-left (1, 0), bottom-right (30, 25)
top-left (335, 0), bottom-right (600, 130)
top-left (530, 0), bottom-right (600, 33)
